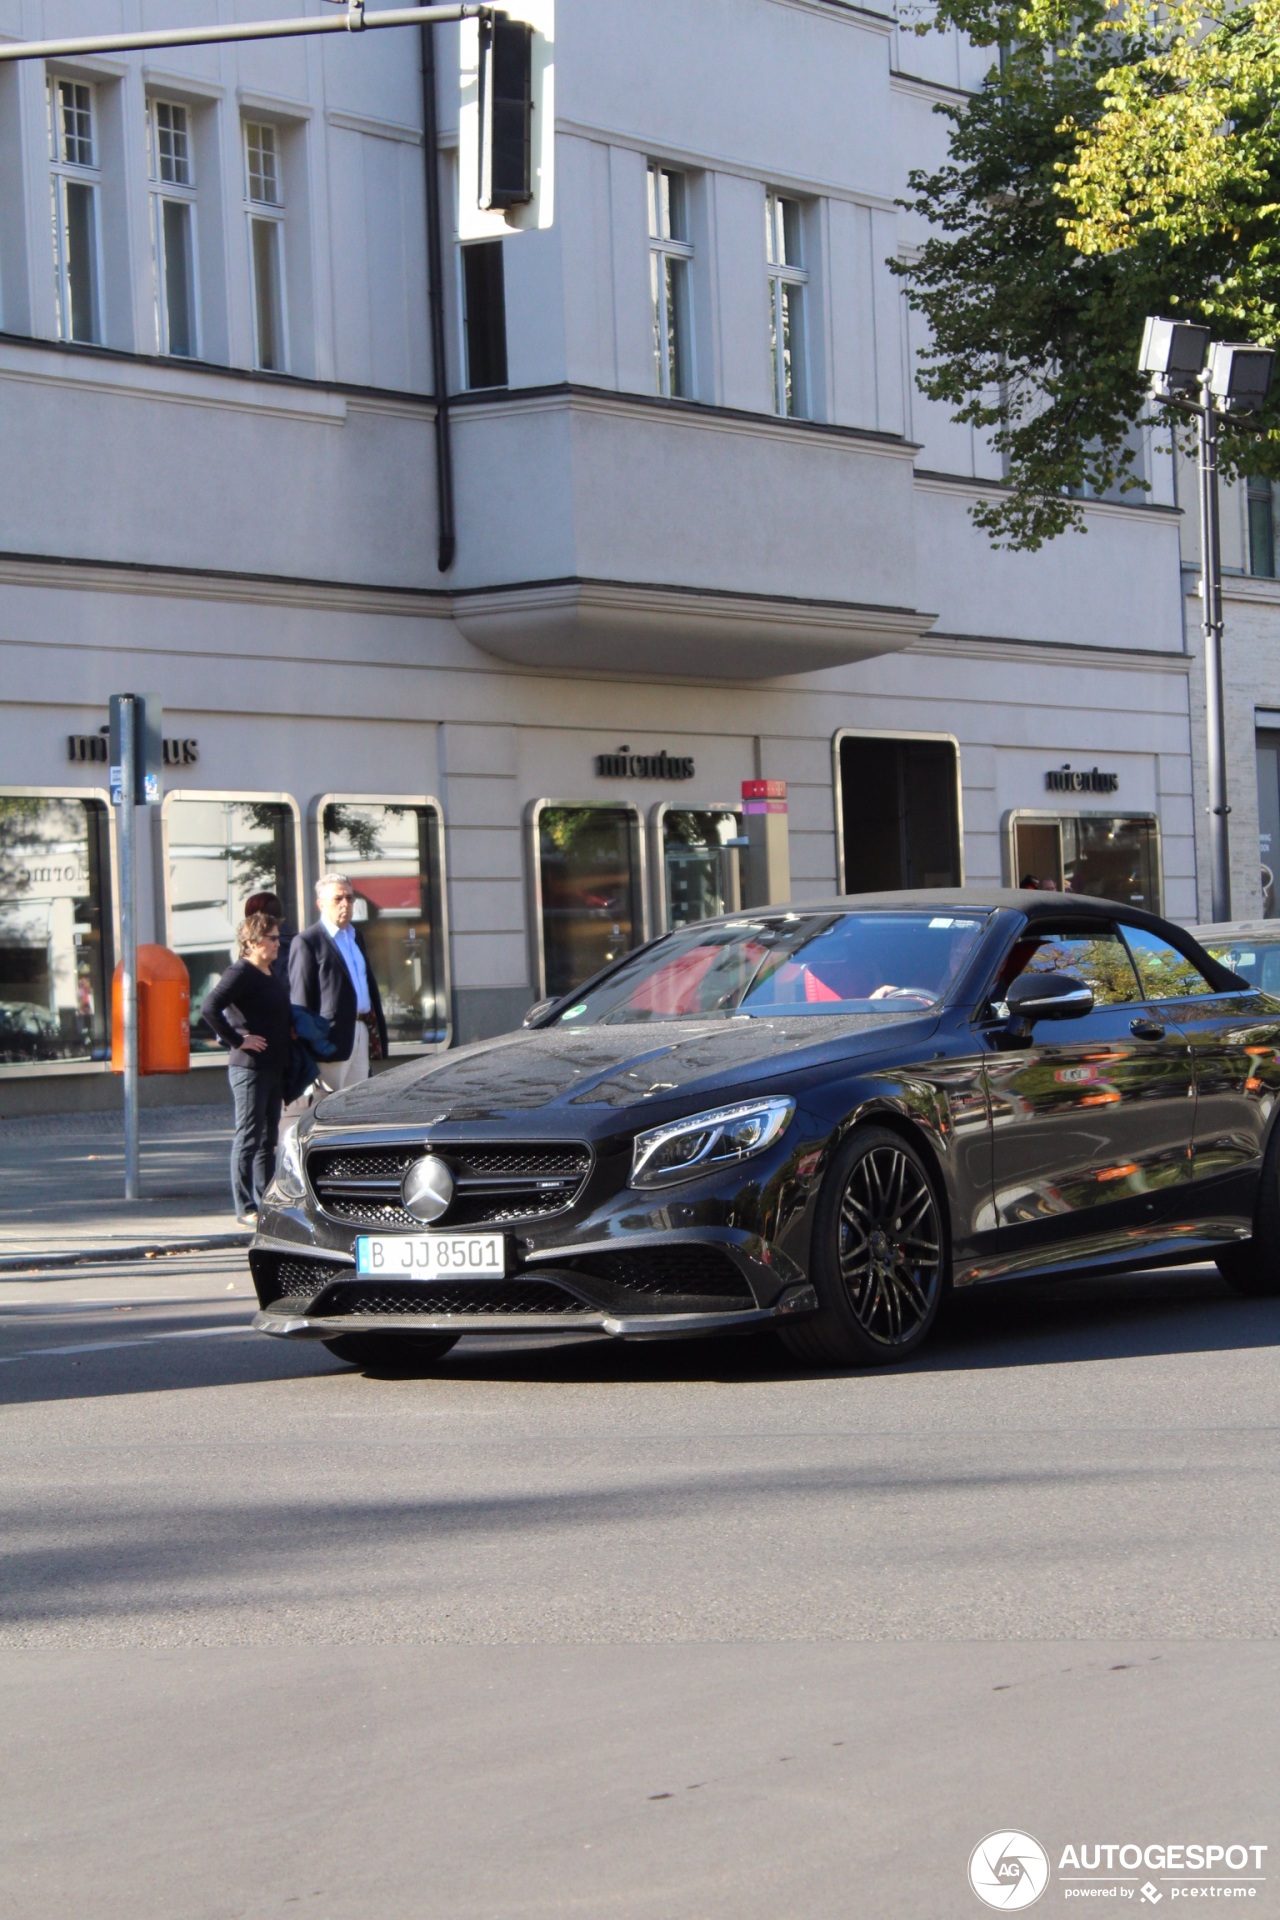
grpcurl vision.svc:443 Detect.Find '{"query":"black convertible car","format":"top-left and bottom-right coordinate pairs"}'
top-left (249, 889), bottom-right (1280, 1370)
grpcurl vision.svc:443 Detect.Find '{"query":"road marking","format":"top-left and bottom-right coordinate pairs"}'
top-left (0, 1324), bottom-right (255, 1362)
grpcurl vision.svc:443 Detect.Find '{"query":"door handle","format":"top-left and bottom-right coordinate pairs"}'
top-left (1130, 1018), bottom-right (1166, 1040)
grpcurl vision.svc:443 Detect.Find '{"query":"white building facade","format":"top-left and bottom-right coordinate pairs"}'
top-left (0, 0), bottom-right (1199, 1113)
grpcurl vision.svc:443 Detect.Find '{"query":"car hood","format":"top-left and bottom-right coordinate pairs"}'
top-left (311, 1011), bottom-right (941, 1129)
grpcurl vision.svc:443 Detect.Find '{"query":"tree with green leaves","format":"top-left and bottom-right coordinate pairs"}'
top-left (894, 0), bottom-right (1280, 550)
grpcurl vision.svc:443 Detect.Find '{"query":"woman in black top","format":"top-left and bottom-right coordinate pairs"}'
top-left (201, 912), bottom-right (292, 1225)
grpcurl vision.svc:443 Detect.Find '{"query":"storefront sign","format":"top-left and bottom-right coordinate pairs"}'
top-left (742, 778), bottom-right (788, 815)
top-left (595, 746), bottom-right (694, 780)
top-left (67, 730), bottom-right (199, 767)
top-left (1045, 764), bottom-right (1119, 795)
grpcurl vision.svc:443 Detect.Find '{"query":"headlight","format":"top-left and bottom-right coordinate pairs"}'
top-left (266, 1122), bottom-right (309, 1203)
top-left (630, 1097), bottom-right (795, 1190)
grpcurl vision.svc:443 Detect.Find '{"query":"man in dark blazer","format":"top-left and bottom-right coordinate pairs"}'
top-left (289, 872), bottom-right (388, 1093)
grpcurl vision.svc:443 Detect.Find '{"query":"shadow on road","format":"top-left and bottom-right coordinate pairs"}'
top-left (0, 1262), bottom-right (1276, 1403)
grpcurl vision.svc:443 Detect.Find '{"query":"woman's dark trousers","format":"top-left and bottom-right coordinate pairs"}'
top-left (229, 1065), bottom-right (283, 1216)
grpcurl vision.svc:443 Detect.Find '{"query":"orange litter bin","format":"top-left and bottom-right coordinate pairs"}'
top-left (111, 945), bottom-right (191, 1074)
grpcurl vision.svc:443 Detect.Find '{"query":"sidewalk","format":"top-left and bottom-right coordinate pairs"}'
top-left (0, 1104), bottom-right (251, 1272)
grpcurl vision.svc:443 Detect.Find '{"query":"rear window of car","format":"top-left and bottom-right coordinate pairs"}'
top-left (1119, 925), bottom-right (1216, 999)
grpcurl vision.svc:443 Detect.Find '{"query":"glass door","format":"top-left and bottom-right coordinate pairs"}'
top-left (659, 807), bottom-right (743, 929)
top-left (320, 800), bottom-right (447, 1048)
top-left (163, 794), bottom-right (299, 1051)
top-left (535, 804), bottom-right (644, 998)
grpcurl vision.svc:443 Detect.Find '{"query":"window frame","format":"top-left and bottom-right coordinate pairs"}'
top-left (161, 788), bottom-right (304, 1064)
top-left (647, 161), bottom-right (694, 401)
top-left (648, 800), bottom-right (743, 934)
top-left (1002, 808), bottom-right (1164, 917)
top-left (0, 783), bottom-right (117, 1077)
top-left (148, 96), bottom-right (200, 359)
top-left (765, 188), bottom-right (809, 419)
top-left (48, 74), bottom-right (104, 346)
top-left (832, 727), bottom-right (965, 895)
top-left (311, 792), bottom-right (452, 1053)
top-left (242, 118), bottom-right (287, 373)
top-left (525, 798), bottom-right (649, 1001)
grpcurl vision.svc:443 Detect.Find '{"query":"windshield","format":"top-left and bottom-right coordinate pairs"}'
top-left (1203, 938), bottom-right (1280, 995)
top-left (548, 911), bottom-right (989, 1025)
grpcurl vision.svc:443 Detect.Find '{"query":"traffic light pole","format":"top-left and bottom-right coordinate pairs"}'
top-left (1197, 389), bottom-right (1232, 922)
top-left (119, 696), bottom-right (140, 1201)
top-left (0, 4), bottom-right (487, 65)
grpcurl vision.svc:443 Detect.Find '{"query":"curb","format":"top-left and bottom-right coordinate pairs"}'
top-left (0, 1233), bottom-right (252, 1274)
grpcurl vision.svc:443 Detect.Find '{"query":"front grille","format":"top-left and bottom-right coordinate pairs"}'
top-left (307, 1141), bottom-right (593, 1229)
top-left (311, 1280), bottom-right (593, 1318)
top-left (565, 1247), bottom-right (754, 1302)
top-left (252, 1254), bottom-right (350, 1306)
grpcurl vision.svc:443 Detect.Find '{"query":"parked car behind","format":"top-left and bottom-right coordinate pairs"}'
top-left (1194, 920), bottom-right (1280, 995)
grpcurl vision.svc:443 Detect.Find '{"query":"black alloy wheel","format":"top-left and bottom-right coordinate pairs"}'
top-left (780, 1124), bottom-right (948, 1368)
top-left (321, 1332), bottom-right (461, 1369)
top-left (1216, 1122), bottom-right (1280, 1297)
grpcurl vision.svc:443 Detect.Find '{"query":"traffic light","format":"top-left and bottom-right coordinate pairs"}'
top-left (458, 1), bottom-right (553, 239)
top-left (479, 13), bottom-right (532, 212)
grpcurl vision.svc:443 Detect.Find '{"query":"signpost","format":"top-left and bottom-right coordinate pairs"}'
top-left (109, 694), bottom-right (163, 1200)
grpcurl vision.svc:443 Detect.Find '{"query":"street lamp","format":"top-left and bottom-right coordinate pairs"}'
top-left (1140, 317), bottom-right (1275, 921)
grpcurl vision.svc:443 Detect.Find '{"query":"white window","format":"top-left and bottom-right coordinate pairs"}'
top-left (148, 99), bottom-right (198, 358)
top-left (648, 163), bottom-right (693, 400)
top-left (48, 78), bottom-right (101, 344)
top-left (244, 120), bottom-right (285, 372)
top-left (765, 190), bottom-right (808, 418)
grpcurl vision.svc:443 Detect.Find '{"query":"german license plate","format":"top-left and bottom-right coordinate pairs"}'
top-left (355, 1233), bottom-right (506, 1278)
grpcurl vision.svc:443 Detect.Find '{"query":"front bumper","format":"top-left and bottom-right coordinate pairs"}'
top-left (249, 1113), bottom-right (824, 1341)
top-left (253, 1284), bottom-right (817, 1343)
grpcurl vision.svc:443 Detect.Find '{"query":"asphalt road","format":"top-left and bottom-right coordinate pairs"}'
top-left (2, 1254), bottom-right (1279, 1919)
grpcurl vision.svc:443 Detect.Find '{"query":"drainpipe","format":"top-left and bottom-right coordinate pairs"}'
top-left (420, 17), bottom-right (457, 572)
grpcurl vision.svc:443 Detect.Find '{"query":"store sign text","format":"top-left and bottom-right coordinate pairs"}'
top-left (68, 732), bottom-right (199, 767)
top-left (595, 747), bottom-right (695, 780)
top-left (1045, 764), bottom-right (1118, 795)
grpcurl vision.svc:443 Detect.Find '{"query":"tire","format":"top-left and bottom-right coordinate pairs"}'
top-left (1216, 1129), bottom-right (1280, 1296)
top-left (780, 1124), bottom-right (948, 1369)
top-left (321, 1332), bottom-right (460, 1369)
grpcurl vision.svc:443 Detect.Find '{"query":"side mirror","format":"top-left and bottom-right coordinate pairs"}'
top-left (1000, 971), bottom-right (1094, 1021)
top-left (523, 997), bottom-right (558, 1028)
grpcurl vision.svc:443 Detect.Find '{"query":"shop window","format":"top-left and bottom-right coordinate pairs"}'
top-left (656, 807), bottom-right (742, 930)
top-left (163, 793), bottom-right (300, 1052)
top-left (0, 792), bottom-right (111, 1067)
top-left (533, 804), bottom-right (645, 999)
top-left (1256, 728), bottom-right (1280, 917)
top-left (319, 798), bottom-right (448, 1049)
top-left (1006, 812), bottom-right (1160, 913)
top-left (837, 732), bottom-right (961, 893)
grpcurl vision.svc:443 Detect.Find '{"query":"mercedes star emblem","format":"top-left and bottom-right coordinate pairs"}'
top-left (401, 1153), bottom-right (454, 1223)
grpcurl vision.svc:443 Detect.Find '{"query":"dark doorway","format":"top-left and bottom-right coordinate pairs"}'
top-left (838, 734), bottom-right (961, 893)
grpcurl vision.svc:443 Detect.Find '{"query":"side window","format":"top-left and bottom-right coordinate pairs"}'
top-left (1120, 924), bottom-right (1216, 1000)
top-left (1002, 928), bottom-right (1142, 1007)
